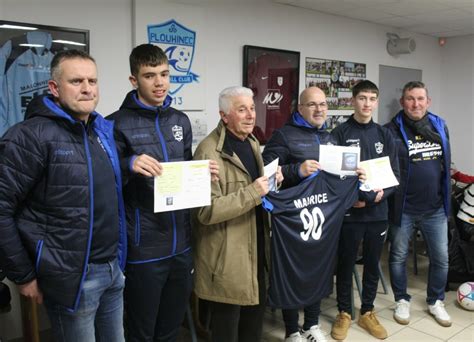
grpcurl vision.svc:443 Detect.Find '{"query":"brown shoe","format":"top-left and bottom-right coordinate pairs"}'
top-left (358, 311), bottom-right (388, 339)
top-left (331, 311), bottom-right (351, 340)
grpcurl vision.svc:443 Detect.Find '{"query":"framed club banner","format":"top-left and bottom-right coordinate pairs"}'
top-left (243, 45), bottom-right (300, 144)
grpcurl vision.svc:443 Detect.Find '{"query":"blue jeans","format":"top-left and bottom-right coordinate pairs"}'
top-left (388, 207), bottom-right (448, 305)
top-left (45, 258), bottom-right (125, 342)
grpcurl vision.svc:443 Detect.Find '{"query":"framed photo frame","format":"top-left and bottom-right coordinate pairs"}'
top-left (243, 45), bottom-right (300, 144)
top-left (305, 57), bottom-right (366, 112)
top-left (0, 20), bottom-right (89, 136)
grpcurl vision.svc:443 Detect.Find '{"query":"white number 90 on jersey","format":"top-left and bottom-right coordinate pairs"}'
top-left (299, 207), bottom-right (325, 241)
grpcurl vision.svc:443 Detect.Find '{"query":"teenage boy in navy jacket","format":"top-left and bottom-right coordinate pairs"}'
top-left (331, 80), bottom-right (399, 340)
top-left (109, 44), bottom-right (217, 341)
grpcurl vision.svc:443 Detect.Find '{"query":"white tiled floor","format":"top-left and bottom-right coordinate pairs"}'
top-left (181, 246), bottom-right (474, 341)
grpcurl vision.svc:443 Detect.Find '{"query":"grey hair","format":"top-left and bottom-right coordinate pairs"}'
top-left (51, 49), bottom-right (96, 82)
top-left (218, 86), bottom-right (254, 115)
top-left (401, 81), bottom-right (429, 98)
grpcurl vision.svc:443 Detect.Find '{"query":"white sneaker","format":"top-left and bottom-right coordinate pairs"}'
top-left (394, 299), bottom-right (410, 325)
top-left (428, 300), bottom-right (452, 327)
top-left (301, 325), bottom-right (327, 341)
top-left (285, 331), bottom-right (305, 342)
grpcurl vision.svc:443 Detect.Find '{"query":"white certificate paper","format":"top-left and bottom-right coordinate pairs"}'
top-left (359, 156), bottom-right (399, 191)
top-left (154, 160), bottom-right (211, 213)
top-left (264, 158), bottom-right (279, 191)
top-left (319, 145), bottom-right (360, 176)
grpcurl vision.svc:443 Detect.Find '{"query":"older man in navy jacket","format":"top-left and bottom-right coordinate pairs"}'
top-left (385, 81), bottom-right (452, 328)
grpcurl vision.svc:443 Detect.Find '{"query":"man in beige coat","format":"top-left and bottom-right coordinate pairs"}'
top-left (193, 86), bottom-right (281, 342)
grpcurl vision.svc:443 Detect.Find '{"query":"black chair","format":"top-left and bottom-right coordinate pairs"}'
top-left (0, 268), bottom-right (11, 313)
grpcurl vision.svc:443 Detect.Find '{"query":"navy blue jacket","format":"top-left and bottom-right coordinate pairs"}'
top-left (109, 91), bottom-right (193, 263)
top-left (331, 115), bottom-right (399, 222)
top-left (385, 111), bottom-right (451, 226)
top-left (0, 95), bottom-right (127, 311)
top-left (262, 112), bottom-right (336, 189)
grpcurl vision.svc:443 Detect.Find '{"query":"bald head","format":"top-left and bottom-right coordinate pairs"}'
top-left (298, 86), bottom-right (328, 128)
top-left (300, 87), bottom-right (326, 105)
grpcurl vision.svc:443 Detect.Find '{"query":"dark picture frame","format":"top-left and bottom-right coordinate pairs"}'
top-left (0, 20), bottom-right (89, 135)
top-left (0, 20), bottom-right (89, 53)
top-left (243, 45), bottom-right (300, 144)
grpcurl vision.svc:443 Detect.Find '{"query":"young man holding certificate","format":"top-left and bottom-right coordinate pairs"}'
top-left (330, 80), bottom-right (399, 340)
top-left (109, 44), bottom-right (217, 341)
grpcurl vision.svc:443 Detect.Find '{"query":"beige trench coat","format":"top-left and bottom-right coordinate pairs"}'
top-left (192, 120), bottom-right (270, 306)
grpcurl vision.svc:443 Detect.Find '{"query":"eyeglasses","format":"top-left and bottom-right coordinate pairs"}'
top-left (301, 102), bottom-right (328, 110)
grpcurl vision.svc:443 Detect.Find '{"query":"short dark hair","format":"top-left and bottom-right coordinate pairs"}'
top-left (50, 50), bottom-right (95, 81)
top-left (129, 44), bottom-right (168, 76)
top-left (402, 81), bottom-right (428, 98)
top-left (352, 80), bottom-right (379, 97)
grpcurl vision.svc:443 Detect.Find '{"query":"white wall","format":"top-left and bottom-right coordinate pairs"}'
top-left (0, 0), bottom-right (471, 339)
top-left (440, 35), bottom-right (474, 172)
top-left (135, 0), bottom-right (442, 129)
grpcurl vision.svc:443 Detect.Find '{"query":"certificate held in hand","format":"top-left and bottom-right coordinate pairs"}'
top-left (154, 160), bottom-right (211, 213)
top-left (359, 156), bottom-right (399, 191)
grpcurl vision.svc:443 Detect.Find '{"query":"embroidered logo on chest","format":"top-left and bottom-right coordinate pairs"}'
top-left (375, 142), bottom-right (383, 154)
top-left (172, 125), bottom-right (183, 142)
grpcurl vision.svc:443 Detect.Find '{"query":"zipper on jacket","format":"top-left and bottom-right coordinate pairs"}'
top-left (314, 132), bottom-right (321, 145)
top-left (71, 126), bottom-right (95, 312)
top-left (396, 114), bottom-right (411, 214)
top-left (134, 208), bottom-right (141, 246)
top-left (95, 126), bottom-right (127, 270)
top-left (155, 113), bottom-right (178, 254)
top-left (171, 211), bottom-right (177, 254)
top-left (35, 239), bottom-right (44, 272)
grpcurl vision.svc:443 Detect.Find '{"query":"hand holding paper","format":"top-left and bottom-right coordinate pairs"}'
top-left (154, 160), bottom-right (211, 212)
top-left (359, 156), bottom-right (399, 191)
top-left (264, 158), bottom-right (279, 191)
top-left (319, 145), bottom-right (361, 176)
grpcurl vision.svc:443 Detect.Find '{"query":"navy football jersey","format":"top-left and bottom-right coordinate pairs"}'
top-left (263, 170), bottom-right (359, 309)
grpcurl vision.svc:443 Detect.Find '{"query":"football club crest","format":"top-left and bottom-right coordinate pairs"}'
top-left (375, 141), bottom-right (384, 154)
top-left (148, 20), bottom-right (200, 96)
top-left (277, 76), bottom-right (284, 86)
top-left (172, 125), bottom-right (183, 142)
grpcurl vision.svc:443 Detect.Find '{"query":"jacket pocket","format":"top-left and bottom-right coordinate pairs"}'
top-left (134, 208), bottom-right (141, 246)
top-left (211, 227), bottom-right (227, 279)
top-left (35, 239), bottom-right (44, 273)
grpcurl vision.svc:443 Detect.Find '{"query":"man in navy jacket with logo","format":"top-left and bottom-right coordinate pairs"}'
top-left (385, 81), bottom-right (452, 328)
top-left (0, 50), bottom-right (127, 342)
top-left (263, 86), bottom-right (338, 342)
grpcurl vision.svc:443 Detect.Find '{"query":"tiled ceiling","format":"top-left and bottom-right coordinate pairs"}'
top-left (274, 0), bottom-right (474, 37)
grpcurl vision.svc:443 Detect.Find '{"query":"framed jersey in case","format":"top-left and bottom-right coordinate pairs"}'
top-left (243, 45), bottom-right (300, 144)
top-left (0, 20), bottom-right (89, 136)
